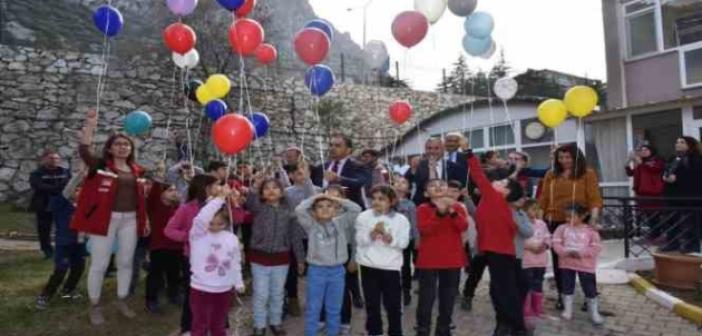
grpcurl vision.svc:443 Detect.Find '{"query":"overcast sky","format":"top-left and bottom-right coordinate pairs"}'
top-left (309, 0), bottom-right (607, 91)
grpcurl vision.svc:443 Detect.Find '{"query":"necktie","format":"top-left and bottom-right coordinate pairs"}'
top-left (331, 161), bottom-right (340, 174)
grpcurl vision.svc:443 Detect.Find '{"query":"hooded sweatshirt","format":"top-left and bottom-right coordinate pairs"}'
top-left (245, 190), bottom-right (305, 265)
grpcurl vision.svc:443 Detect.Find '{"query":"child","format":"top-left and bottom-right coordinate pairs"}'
top-left (392, 175), bottom-right (418, 306)
top-left (467, 150), bottom-right (529, 336)
top-left (355, 185), bottom-right (410, 336)
top-left (296, 194), bottom-right (362, 336)
top-left (145, 182), bottom-right (182, 313)
top-left (36, 169), bottom-right (87, 310)
top-left (415, 179), bottom-right (469, 336)
top-left (189, 185), bottom-right (245, 336)
top-left (246, 177), bottom-right (305, 336)
top-left (521, 200), bottom-right (551, 320)
top-left (552, 203), bottom-right (603, 325)
top-left (510, 196), bottom-right (534, 330)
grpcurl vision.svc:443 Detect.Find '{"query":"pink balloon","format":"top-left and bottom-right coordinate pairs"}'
top-left (294, 28), bottom-right (330, 65)
top-left (255, 43), bottom-right (277, 65)
top-left (391, 11), bottom-right (429, 48)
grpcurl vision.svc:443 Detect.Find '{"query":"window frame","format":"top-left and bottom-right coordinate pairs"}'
top-left (678, 40), bottom-right (702, 89)
top-left (624, 2), bottom-right (660, 59)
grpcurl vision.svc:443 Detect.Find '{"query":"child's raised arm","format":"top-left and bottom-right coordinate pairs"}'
top-left (190, 197), bottom-right (226, 241)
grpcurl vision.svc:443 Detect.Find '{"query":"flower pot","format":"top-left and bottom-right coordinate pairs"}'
top-left (652, 251), bottom-right (702, 290)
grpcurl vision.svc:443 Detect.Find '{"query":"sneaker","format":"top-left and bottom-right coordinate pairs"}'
top-left (36, 295), bottom-right (49, 310)
top-left (115, 299), bottom-right (136, 319)
top-left (89, 305), bottom-right (105, 326)
top-left (60, 291), bottom-right (82, 300)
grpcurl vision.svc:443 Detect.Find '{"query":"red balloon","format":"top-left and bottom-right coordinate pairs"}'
top-left (391, 11), bottom-right (429, 48)
top-left (255, 43), bottom-right (277, 65)
top-left (163, 23), bottom-right (197, 54)
top-left (228, 18), bottom-right (264, 56)
top-left (212, 114), bottom-right (255, 155)
top-left (389, 100), bottom-right (412, 125)
top-left (294, 28), bottom-right (330, 65)
top-left (235, 0), bottom-right (256, 17)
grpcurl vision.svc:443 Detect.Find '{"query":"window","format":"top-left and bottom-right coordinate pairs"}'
top-left (681, 44), bottom-right (702, 87)
top-left (625, 2), bottom-right (658, 57)
top-left (463, 129), bottom-right (484, 149)
top-left (662, 1), bottom-right (702, 49)
top-left (522, 146), bottom-right (553, 169)
top-left (489, 124), bottom-right (515, 147)
top-left (694, 105), bottom-right (702, 120)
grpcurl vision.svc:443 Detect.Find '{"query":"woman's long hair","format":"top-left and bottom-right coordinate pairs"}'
top-left (552, 144), bottom-right (587, 179)
top-left (678, 136), bottom-right (701, 157)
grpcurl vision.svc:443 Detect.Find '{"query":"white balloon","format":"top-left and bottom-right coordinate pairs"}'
top-left (479, 40), bottom-right (496, 59)
top-left (494, 77), bottom-right (519, 100)
top-left (364, 40), bottom-right (389, 70)
top-left (448, 0), bottom-right (477, 17)
top-left (172, 49), bottom-right (200, 69)
top-left (414, 0), bottom-right (447, 24)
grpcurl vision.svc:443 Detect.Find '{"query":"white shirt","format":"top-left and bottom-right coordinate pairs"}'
top-left (430, 159), bottom-right (445, 179)
top-left (354, 209), bottom-right (410, 271)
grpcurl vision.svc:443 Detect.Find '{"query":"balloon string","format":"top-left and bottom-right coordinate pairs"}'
top-left (486, 73), bottom-right (495, 151)
top-left (163, 65), bottom-right (179, 162)
top-left (501, 99), bottom-right (516, 152)
top-left (94, 33), bottom-right (110, 121)
top-left (569, 118), bottom-right (583, 226)
top-left (185, 117), bottom-right (194, 169)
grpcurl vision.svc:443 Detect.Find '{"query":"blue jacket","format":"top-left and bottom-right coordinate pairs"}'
top-left (29, 166), bottom-right (71, 212)
top-left (49, 195), bottom-right (78, 246)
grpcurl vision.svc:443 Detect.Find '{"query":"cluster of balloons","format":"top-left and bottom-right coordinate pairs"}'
top-left (462, 11), bottom-right (496, 58)
top-left (293, 19), bottom-right (337, 97)
top-left (196, 74), bottom-right (232, 106)
top-left (537, 86), bottom-right (599, 128)
top-left (389, 100), bottom-right (413, 125)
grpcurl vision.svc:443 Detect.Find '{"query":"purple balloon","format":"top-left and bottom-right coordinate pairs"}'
top-left (166, 0), bottom-right (198, 16)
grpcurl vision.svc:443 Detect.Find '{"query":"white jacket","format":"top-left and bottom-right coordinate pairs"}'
top-left (189, 198), bottom-right (244, 294)
top-left (355, 209), bottom-right (410, 271)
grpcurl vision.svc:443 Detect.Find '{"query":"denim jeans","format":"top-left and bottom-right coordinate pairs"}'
top-left (305, 265), bottom-right (345, 336)
top-left (251, 263), bottom-right (289, 329)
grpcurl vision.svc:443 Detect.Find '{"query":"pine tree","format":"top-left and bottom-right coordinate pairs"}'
top-left (436, 55), bottom-right (473, 94)
top-left (489, 50), bottom-right (511, 81)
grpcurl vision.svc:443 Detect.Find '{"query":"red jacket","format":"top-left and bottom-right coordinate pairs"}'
top-left (625, 158), bottom-right (665, 196)
top-left (70, 161), bottom-right (148, 237)
top-left (468, 156), bottom-right (517, 256)
top-left (147, 182), bottom-right (181, 251)
top-left (416, 202), bottom-right (469, 269)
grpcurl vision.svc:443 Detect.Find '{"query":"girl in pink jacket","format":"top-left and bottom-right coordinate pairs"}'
top-left (552, 203), bottom-right (603, 325)
top-left (521, 200), bottom-right (551, 320)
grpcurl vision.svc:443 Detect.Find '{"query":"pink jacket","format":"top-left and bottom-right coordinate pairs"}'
top-left (522, 219), bottom-right (551, 269)
top-left (552, 224), bottom-right (601, 273)
top-left (164, 200), bottom-right (201, 257)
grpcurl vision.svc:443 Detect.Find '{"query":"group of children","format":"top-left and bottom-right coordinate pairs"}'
top-left (34, 151), bottom-right (604, 336)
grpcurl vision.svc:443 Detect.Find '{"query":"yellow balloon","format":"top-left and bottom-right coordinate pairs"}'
top-left (564, 85), bottom-right (598, 118)
top-left (206, 74), bottom-right (231, 98)
top-left (537, 99), bottom-right (568, 128)
top-left (196, 85), bottom-right (216, 105)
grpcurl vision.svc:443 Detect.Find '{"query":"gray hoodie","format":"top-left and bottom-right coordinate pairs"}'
top-left (295, 197), bottom-right (362, 266)
top-left (513, 209), bottom-right (534, 260)
top-left (246, 190), bottom-right (305, 263)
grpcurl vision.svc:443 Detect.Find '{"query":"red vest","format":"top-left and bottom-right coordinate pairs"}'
top-left (70, 161), bottom-right (147, 236)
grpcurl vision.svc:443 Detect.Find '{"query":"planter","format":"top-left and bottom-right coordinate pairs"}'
top-left (652, 252), bottom-right (702, 290)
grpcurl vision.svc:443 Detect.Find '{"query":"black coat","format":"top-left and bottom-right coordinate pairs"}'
top-left (663, 154), bottom-right (702, 206)
top-left (406, 158), bottom-right (464, 205)
top-left (312, 158), bottom-right (370, 208)
top-left (29, 166), bottom-right (71, 212)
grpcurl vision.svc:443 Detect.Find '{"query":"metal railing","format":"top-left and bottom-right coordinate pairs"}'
top-left (602, 196), bottom-right (702, 258)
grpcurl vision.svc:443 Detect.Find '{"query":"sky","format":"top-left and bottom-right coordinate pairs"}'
top-left (309, 0), bottom-right (607, 91)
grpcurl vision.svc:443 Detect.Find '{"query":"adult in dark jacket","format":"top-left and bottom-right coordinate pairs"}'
top-left (311, 135), bottom-right (370, 208)
top-left (30, 150), bottom-right (71, 258)
top-left (406, 137), bottom-right (464, 205)
top-left (661, 136), bottom-right (702, 253)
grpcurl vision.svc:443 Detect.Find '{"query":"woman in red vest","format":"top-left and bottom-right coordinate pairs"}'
top-left (70, 109), bottom-right (148, 326)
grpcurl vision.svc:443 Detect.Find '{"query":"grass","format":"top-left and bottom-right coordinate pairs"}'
top-left (0, 203), bottom-right (35, 237)
top-left (0, 250), bottom-right (180, 336)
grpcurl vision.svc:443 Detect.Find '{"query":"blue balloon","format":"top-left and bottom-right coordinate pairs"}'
top-left (205, 99), bottom-right (228, 121)
top-left (464, 12), bottom-right (494, 38)
top-left (124, 111), bottom-right (152, 136)
top-left (304, 65), bottom-right (335, 97)
top-left (249, 112), bottom-right (270, 139)
top-left (304, 19), bottom-right (334, 42)
top-left (462, 35), bottom-right (492, 57)
top-left (216, 0), bottom-right (245, 11)
top-left (93, 5), bottom-right (124, 37)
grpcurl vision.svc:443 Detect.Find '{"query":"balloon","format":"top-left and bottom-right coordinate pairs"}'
top-left (479, 39), bottom-right (497, 59)
top-left (228, 18), bottom-right (264, 56)
top-left (172, 49), bottom-right (200, 69)
top-left (494, 77), bottom-right (518, 100)
top-left (93, 5), bottom-right (124, 37)
top-left (537, 99), bottom-right (568, 128)
top-left (414, 0), bottom-right (447, 24)
top-left (235, 0), bottom-right (256, 17)
top-left (205, 74), bottom-right (231, 99)
top-left (464, 12), bottom-right (494, 38)
top-left (391, 11), bottom-right (429, 48)
top-left (205, 99), bottom-right (228, 121)
top-left (294, 28), bottom-right (330, 65)
top-left (184, 79), bottom-right (203, 102)
top-left (462, 34), bottom-right (492, 57)
top-left (564, 86), bottom-right (599, 118)
top-left (304, 19), bottom-right (334, 42)
top-left (364, 40), bottom-right (389, 70)
top-left (124, 111), bottom-right (152, 136)
top-left (216, 0), bottom-right (244, 11)
top-left (389, 101), bottom-right (412, 125)
top-left (196, 85), bottom-right (217, 105)
top-left (163, 23), bottom-right (196, 54)
top-left (448, 0), bottom-right (477, 17)
top-left (249, 112), bottom-right (270, 138)
top-left (212, 114), bottom-right (255, 155)
top-left (166, 0), bottom-right (198, 16)
top-left (255, 43), bottom-right (277, 65)
top-left (304, 65), bottom-right (335, 97)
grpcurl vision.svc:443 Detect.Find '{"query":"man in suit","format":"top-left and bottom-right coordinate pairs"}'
top-left (407, 137), bottom-right (464, 205)
top-left (312, 135), bottom-right (370, 208)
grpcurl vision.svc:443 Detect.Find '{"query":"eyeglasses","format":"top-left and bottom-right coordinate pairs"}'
top-left (112, 142), bottom-right (132, 147)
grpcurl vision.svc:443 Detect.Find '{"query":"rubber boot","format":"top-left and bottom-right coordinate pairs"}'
top-left (532, 292), bottom-right (544, 318)
top-left (523, 291), bottom-right (533, 318)
top-left (587, 297), bottom-right (605, 325)
top-left (560, 295), bottom-right (574, 320)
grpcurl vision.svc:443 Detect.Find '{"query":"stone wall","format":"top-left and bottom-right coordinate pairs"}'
top-left (0, 44), bottom-right (472, 202)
